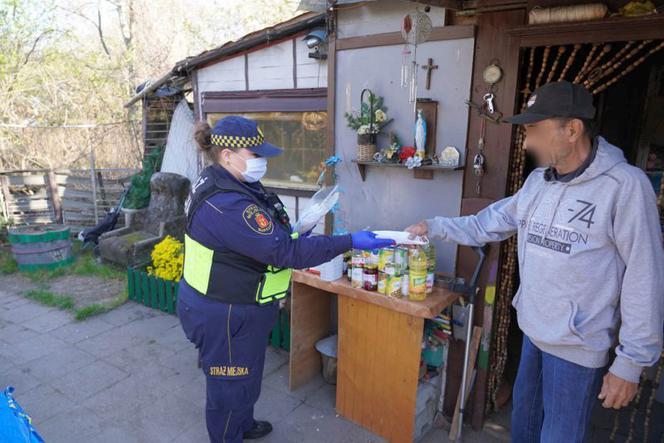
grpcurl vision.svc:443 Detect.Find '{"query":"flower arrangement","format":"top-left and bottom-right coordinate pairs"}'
top-left (146, 235), bottom-right (184, 282)
top-left (372, 132), bottom-right (438, 170)
top-left (344, 92), bottom-right (390, 135)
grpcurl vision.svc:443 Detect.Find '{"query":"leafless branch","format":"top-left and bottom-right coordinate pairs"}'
top-left (96, 6), bottom-right (111, 56)
top-left (22, 30), bottom-right (53, 66)
top-left (57, 5), bottom-right (111, 57)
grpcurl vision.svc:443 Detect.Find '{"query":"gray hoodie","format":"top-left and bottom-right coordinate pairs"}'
top-left (427, 137), bottom-right (664, 383)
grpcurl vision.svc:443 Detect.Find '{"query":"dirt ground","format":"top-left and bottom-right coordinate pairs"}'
top-left (0, 272), bottom-right (125, 309)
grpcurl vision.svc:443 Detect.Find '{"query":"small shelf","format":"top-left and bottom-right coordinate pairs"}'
top-left (352, 160), bottom-right (464, 181)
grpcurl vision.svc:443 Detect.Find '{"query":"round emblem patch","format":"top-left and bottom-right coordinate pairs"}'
top-left (242, 204), bottom-right (273, 235)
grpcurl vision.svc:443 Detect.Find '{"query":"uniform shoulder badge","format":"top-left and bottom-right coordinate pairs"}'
top-left (242, 204), bottom-right (274, 235)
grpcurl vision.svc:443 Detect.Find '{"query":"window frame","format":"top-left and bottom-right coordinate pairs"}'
top-left (203, 88), bottom-right (327, 196)
top-left (201, 88), bottom-right (327, 114)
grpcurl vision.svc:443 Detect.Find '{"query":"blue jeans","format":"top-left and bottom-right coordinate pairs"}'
top-left (511, 335), bottom-right (604, 443)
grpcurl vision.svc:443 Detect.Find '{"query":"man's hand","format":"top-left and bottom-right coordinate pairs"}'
top-left (598, 372), bottom-right (638, 409)
top-left (405, 221), bottom-right (428, 239)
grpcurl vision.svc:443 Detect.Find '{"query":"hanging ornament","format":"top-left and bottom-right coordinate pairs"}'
top-left (401, 9), bottom-right (432, 109)
top-left (401, 10), bottom-right (433, 45)
top-left (401, 45), bottom-right (413, 89)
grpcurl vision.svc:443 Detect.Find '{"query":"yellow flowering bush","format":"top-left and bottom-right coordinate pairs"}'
top-left (146, 235), bottom-right (184, 281)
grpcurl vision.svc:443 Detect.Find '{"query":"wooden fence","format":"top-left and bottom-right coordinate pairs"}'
top-left (0, 168), bottom-right (138, 234)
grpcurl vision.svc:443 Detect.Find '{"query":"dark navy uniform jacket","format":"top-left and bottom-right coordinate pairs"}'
top-left (180, 164), bottom-right (351, 297)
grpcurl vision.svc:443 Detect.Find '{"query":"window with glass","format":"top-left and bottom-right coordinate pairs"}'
top-left (203, 89), bottom-right (328, 190)
top-left (207, 111), bottom-right (326, 189)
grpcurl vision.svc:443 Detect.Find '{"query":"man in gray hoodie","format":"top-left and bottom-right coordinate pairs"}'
top-left (406, 81), bottom-right (663, 442)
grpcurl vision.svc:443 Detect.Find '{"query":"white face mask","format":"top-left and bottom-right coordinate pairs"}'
top-left (230, 152), bottom-right (267, 183)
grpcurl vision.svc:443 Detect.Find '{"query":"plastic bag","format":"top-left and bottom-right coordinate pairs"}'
top-left (0, 387), bottom-right (44, 443)
top-left (293, 185), bottom-right (339, 234)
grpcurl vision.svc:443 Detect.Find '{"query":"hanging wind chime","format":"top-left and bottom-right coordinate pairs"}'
top-left (400, 8), bottom-right (433, 116)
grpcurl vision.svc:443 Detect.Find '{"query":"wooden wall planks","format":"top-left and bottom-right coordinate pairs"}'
top-left (336, 296), bottom-right (423, 443)
top-left (454, 8), bottom-right (526, 428)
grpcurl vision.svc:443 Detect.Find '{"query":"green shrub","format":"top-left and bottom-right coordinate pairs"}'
top-left (124, 147), bottom-right (164, 209)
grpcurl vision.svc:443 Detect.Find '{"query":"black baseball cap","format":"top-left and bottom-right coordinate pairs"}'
top-left (504, 81), bottom-right (595, 125)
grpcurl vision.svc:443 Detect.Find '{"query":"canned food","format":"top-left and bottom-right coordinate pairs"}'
top-left (363, 267), bottom-right (378, 291)
top-left (386, 275), bottom-right (402, 297)
top-left (394, 247), bottom-right (409, 275)
top-left (378, 247), bottom-right (395, 272)
top-left (351, 267), bottom-right (364, 288)
top-left (401, 273), bottom-right (409, 297)
top-left (377, 272), bottom-right (387, 294)
top-left (426, 272), bottom-right (435, 294)
top-left (352, 249), bottom-right (365, 268)
top-left (424, 243), bottom-right (436, 272)
top-left (363, 249), bottom-right (379, 270)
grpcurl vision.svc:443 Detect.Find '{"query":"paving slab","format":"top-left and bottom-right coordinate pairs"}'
top-left (13, 383), bottom-right (78, 425)
top-left (0, 333), bottom-right (69, 365)
top-left (0, 323), bottom-right (40, 345)
top-left (18, 345), bottom-right (97, 382)
top-left (49, 316), bottom-right (116, 344)
top-left (0, 302), bottom-right (54, 324)
top-left (48, 360), bottom-right (129, 402)
top-left (36, 405), bottom-right (105, 443)
top-left (21, 309), bottom-right (73, 333)
top-left (0, 288), bottom-right (512, 443)
top-left (0, 365), bottom-right (42, 394)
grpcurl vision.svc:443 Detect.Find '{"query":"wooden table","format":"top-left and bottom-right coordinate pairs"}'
top-left (289, 270), bottom-right (460, 443)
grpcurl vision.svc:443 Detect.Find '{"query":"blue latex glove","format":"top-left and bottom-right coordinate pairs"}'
top-left (351, 231), bottom-right (395, 250)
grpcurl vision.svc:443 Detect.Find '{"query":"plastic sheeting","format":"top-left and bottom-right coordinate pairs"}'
top-left (297, 0), bottom-right (375, 11)
top-left (160, 100), bottom-right (201, 184)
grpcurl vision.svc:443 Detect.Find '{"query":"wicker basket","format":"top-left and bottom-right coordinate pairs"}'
top-left (357, 143), bottom-right (377, 161)
top-left (357, 133), bottom-right (377, 161)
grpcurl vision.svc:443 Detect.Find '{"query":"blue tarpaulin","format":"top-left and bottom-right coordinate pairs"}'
top-left (0, 387), bottom-right (44, 443)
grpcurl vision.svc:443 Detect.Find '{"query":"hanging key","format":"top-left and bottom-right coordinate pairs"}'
top-left (483, 93), bottom-right (495, 115)
top-left (464, 99), bottom-right (502, 124)
top-left (473, 152), bottom-right (485, 177)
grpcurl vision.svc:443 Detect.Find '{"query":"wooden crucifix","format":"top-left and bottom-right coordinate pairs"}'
top-left (421, 58), bottom-right (438, 90)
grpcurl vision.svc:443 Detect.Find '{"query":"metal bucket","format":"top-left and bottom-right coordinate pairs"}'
top-left (8, 225), bottom-right (73, 272)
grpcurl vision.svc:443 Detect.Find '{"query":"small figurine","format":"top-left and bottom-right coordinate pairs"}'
top-left (415, 109), bottom-right (427, 159)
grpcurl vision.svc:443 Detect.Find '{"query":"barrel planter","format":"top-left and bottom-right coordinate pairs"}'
top-left (126, 267), bottom-right (179, 315)
top-left (8, 225), bottom-right (73, 272)
top-left (126, 267), bottom-right (290, 350)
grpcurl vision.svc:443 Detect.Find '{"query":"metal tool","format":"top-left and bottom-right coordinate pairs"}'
top-left (448, 245), bottom-right (487, 441)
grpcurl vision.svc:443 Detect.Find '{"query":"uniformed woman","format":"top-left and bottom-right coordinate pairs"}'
top-left (177, 116), bottom-right (394, 443)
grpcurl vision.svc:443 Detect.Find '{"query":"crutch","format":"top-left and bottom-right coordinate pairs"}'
top-left (455, 245), bottom-right (487, 441)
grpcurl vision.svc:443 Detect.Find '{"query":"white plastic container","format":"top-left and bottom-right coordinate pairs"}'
top-left (313, 254), bottom-right (344, 281)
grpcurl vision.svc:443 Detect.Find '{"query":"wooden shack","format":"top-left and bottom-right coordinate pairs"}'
top-left (125, 2), bottom-right (664, 440)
